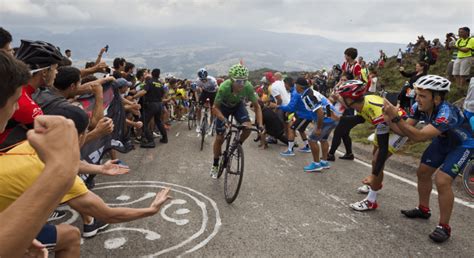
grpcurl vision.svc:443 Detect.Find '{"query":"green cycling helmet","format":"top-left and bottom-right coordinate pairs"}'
top-left (228, 64), bottom-right (249, 80)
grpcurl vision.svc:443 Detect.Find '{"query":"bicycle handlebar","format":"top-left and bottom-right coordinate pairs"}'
top-left (230, 124), bottom-right (260, 133)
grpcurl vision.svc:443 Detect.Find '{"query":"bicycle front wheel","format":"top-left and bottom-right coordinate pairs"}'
top-left (462, 159), bottom-right (474, 198)
top-left (224, 144), bottom-right (244, 203)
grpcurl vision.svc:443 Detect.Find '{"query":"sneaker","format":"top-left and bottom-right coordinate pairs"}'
top-left (83, 218), bottom-right (109, 238)
top-left (357, 185), bottom-right (371, 194)
top-left (327, 153), bottom-right (335, 161)
top-left (47, 210), bottom-right (66, 222)
top-left (196, 125), bottom-right (201, 133)
top-left (350, 199), bottom-right (378, 211)
top-left (339, 153), bottom-right (354, 160)
top-left (304, 162), bottom-right (323, 172)
top-left (280, 150), bottom-right (296, 157)
top-left (429, 225), bottom-right (450, 243)
top-left (160, 138), bottom-right (168, 144)
top-left (140, 140), bottom-right (156, 148)
top-left (210, 166), bottom-right (218, 179)
top-left (298, 145), bottom-right (311, 153)
top-left (320, 160), bottom-right (330, 169)
top-left (153, 132), bottom-right (160, 138)
top-left (400, 207), bottom-right (431, 219)
top-left (266, 136), bottom-right (278, 144)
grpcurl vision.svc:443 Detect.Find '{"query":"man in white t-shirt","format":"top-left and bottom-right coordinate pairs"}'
top-left (271, 72), bottom-right (290, 106)
top-left (270, 72), bottom-right (291, 138)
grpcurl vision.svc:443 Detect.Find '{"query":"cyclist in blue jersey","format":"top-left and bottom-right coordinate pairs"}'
top-left (383, 75), bottom-right (472, 243)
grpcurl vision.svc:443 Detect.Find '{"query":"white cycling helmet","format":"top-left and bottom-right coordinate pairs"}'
top-left (414, 75), bottom-right (451, 92)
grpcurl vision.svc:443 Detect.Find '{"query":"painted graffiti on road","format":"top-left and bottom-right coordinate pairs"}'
top-left (57, 181), bottom-right (221, 257)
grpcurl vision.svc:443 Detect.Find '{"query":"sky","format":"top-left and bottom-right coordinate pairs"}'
top-left (0, 0), bottom-right (472, 43)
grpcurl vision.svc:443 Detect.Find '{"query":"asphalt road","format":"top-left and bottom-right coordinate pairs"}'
top-left (58, 121), bottom-right (473, 257)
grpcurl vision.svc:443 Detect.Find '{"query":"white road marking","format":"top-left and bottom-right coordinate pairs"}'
top-left (116, 195), bottom-right (131, 201)
top-left (160, 199), bottom-right (190, 225)
top-left (94, 181), bottom-right (222, 256)
top-left (107, 192), bottom-right (156, 206)
top-left (104, 237), bottom-right (127, 249)
top-left (335, 150), bottom-right (474, 209)
top-left (98, 227), bottom-right (161, 240)
top-left (175, 208), bottom-right (191, 215)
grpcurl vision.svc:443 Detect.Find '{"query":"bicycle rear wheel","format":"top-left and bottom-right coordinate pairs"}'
top-left (224, 144), bottom-right (244, 203)
top-left (200, 118), bottom-right (208, 151)
top-left (462, 159), bottom-right (474, 198)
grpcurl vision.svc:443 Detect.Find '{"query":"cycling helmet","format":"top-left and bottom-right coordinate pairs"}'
top-left (413, 75), bottom-right (450, 92)
top-left (197, 68), bottom-right (208, 80)
top-left (337, 80), bottom-right (366, 100)
top-left (16, 40), bottom-right (63, 69)
top-left (190, 82), bottom-right (197, 90)
top-left (228, 64), bottom-right (249, 80)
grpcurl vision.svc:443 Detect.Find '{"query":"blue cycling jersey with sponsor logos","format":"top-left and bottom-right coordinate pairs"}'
top-left (409, 101), bottom-right (472, 144)
top-left (279, 87), bottom-right (314, 120)
top-left (301, 88), bottom-right (338, 123)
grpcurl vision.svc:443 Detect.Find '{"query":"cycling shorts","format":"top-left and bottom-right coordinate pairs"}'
top-left (199, 91), bottom-right (217, 107)
top-left (421, 137), bottom-right (472, 178)
top-left (215, 102), bottom-right (250, 134)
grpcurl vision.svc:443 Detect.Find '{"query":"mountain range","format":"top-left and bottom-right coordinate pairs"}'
top-left (10, 26), bottom-right (405, 78)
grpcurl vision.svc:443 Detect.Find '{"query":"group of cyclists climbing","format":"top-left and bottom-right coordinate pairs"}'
top-left (0, 23), bottom-right (472, 257)
top-left (186, 51), bottom-right (472, 244)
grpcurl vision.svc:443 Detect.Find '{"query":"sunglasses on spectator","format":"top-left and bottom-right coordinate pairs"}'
top-left (30, 66), bottom-right (51, 75)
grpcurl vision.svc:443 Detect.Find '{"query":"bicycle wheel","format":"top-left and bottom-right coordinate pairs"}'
top-left (211, 118), bottom-right (216, 136)
top-left (224, 144), bottom-right (244, 203)
top-left (188, 107), bottom-right (194, 130)
top-left (200, 118), bottom-right (208, 151)
top-left (217, 134), bottom-right (232, 179)
top-left (462, 159), bottom-right (474, 198)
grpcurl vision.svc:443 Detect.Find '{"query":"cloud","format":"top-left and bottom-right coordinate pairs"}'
top-left (0, 0), bottom-right (47, 17)
top-left (0, 0), bottom-right (471, 43)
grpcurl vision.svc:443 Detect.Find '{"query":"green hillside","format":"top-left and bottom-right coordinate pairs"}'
top-left (377, 48), bottom-right (467, 102)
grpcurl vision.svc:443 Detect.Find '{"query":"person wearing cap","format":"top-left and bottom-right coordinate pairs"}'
top-left (293, 77), bottom-right (340, 172)
top-left (140, 68), bottom-right (168, 148)
top-left (0, 40), bottom-right (63, 149)
top-left (383, 75), bottom-right (472, 243)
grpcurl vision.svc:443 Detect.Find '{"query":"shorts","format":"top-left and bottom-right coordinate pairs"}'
top-left (421, 137), bottom-right (472, 178)
top-left (372, 133), bottom-right (408, 154)
top-left (215, 102), bottom-right (251, 134)
top-left (199, 91), bottom-right (217, 107)
top-left (36, 224), bottom-right (57, 251)
top-left (446, 60), bottom-right (454, 76)
top-left (309, 121), bottom-right (337, 142)
top-left (291, 117), bottom-right (311, 132)
top-left (452, 57), bottom-right (472, 76)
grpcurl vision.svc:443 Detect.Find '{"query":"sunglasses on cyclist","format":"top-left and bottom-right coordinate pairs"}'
top-left (234, 79), bottom-right (246, 86)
